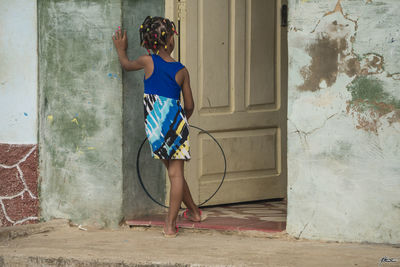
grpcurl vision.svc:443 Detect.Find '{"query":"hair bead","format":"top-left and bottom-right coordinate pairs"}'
top-left (165, 45), bottom-right (167, 49)
top-left (140, 24), bottom-right (143, 29)
top-left (156, 50), bottom-right (159, 55)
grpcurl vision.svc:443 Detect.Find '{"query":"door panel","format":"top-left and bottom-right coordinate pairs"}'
top-left (199, 128), bottom-right (278, 179)
top-left (165, 0), bottom-right (287, 206)
top-left (200, 0), bottom-right (230, 110)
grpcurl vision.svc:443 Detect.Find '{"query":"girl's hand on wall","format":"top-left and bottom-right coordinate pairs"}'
top-left (112, 27), bottom-right (127, 51)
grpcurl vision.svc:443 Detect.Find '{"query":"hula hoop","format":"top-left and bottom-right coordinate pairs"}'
top-left (136, 124), bottom-right (226, 209)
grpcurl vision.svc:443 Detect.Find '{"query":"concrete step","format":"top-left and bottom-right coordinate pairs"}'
top-left (0, 255), bottom-right (195, 267)
top-left (0, 219), bottom-right (398, 267)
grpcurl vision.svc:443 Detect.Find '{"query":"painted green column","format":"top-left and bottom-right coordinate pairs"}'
top-left (38, 0), bottom-right (124, 229)
top-left (38, 0), bottom-right (166, 229)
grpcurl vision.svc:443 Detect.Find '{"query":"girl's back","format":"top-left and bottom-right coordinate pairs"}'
top-left (144, 54), bottom-right (185, 101)
top-left (142, 53), bottom-right (191, 161)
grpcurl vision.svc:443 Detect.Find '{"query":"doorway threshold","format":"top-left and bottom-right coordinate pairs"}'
top-left (125, 198), bottom-right (286, 233)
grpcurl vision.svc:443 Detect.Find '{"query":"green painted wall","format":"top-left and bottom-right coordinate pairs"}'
top-left (38, 0), bottom-right (167, 228)
top-left (38, 0), bottom-right (124, 228)
top-left (122, 0), bottom-right (166, 218)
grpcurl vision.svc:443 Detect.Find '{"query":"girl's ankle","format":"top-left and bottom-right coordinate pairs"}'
top-left (164, 219), bottom-right (176, 227)
top-left (189, 206), bottom-right (198, 211)
top-left (188, 207), bottom-right (200, 216)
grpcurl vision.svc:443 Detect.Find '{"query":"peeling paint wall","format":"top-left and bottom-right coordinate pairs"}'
top-left (38, 0), bottom-right (124, 228)
top-left (287, 0), bottom-right (400, 244)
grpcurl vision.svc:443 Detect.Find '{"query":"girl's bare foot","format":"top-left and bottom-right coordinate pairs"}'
top-left (183, 208), bottom-right (201, 222)
top-left (163, 219), bottom-right (178, 235)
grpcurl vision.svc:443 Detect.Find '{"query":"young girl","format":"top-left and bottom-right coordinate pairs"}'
top-left (112, 16), bottom-right (207, 237)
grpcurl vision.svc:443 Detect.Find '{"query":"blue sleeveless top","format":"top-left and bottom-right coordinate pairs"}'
top-left (144, 54), bottom-right (185, 100)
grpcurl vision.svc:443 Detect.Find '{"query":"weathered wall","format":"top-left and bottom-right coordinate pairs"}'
top-left (0, 0), bottom-right (39, 227)
top-left (38, 0), bottom-right (124, 228)
top-left (287, 0), bottom-right (400, 244)
top-left (122, 0), bottom-right (167, 219)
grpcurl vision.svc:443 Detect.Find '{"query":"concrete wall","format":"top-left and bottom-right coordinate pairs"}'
top-left (0, 0), bottom-right (39, 227)
top-left (38, 0), bottom-right (124, 229)
top-left (286, 0), bottom-right (400, 244)
top-left (122, 0), bottom-right (167, 219)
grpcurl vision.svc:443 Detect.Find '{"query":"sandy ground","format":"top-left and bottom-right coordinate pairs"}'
top-left (0, 220), bottom-right (399, 267)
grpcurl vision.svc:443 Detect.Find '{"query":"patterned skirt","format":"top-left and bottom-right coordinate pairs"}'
top-left (143, 93), bottom-right (191, 161)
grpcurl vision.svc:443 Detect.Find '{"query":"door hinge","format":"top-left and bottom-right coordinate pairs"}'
top-left (281, 4), bottom-right (288, 27)
top-left (177, 0), bottom-right (186, 21)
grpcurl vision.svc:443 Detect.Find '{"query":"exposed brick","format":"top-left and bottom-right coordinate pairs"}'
top-left (0, 167), bottom-right (24, 196)
top-left (3, 191), bottom-right (39, 224)
top-left (0, 203), bottom-right (12, 227)
top-left (0, 144), bottom-right (34, 166)
top-left (0, 144), bottom-right (39, 227)
top-left (19, 146), bottom-right (38, 196)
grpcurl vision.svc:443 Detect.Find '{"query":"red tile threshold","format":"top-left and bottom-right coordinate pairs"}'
top-left (126, 199), bottom-right (287, 233)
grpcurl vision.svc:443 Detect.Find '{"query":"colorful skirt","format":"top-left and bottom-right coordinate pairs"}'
top-left (143, 93), bottom-right (191, 161)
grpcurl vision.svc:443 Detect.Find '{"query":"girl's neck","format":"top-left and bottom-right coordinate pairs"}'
top-left (155, 49), bottom-right (175, 62)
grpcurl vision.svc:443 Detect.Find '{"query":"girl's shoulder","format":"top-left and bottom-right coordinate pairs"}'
top-left (137, 54), bottom-right (154, 66)
top-left (140, 54), bottom-right (153, 61)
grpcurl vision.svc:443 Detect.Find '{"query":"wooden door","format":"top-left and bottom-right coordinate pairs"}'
top-left (165, 0), bottom-right (288, 206)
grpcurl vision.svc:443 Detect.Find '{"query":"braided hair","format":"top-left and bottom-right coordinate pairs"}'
top-left (139, 16), bottom-right (178, 55)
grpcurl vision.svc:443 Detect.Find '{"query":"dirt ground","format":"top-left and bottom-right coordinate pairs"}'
top-left (0, 220), bottom-right (399, 267)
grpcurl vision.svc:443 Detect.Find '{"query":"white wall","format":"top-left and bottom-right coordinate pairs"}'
top-left (286, 0), bottom-right (400, 244)
top-left (0, 0), bottom-right (37, 144)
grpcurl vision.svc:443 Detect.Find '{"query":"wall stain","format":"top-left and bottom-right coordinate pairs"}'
top-left (344, 57), bottom-right (360, 77)
top-left (296, 0), bottom-right (400, 134)
top-left (298, 35), bottom-right (347, 91)
top-left (359, 53), bottom-right (384, 75)
top-left (298, 0), bottom-right (355, 92)
top-left (346, 76), bottom-right (400, 134)
top-left (387, 72), bottom-right (400, 80)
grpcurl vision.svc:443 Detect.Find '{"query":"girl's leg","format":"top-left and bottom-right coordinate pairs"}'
top-left (160, 159), bottom-right (169, 169)
top-left (161, 159), bottom-right (201, 221)
top-left (164, 159), bottom-right (185, 234)
top-left (181, 178), bottom-right (201, 221)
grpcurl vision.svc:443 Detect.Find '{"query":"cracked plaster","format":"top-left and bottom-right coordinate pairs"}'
top-left (286, 0), bottom-right (400, 244)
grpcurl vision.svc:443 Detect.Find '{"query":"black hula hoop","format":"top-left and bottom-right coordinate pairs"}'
top-left (136, 124), bottom-right (227, 210)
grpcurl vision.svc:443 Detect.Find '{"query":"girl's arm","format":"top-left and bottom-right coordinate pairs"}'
top-left (117, 51), bottom-right (147, 71)
top-left (112, 29), bottom-right (146, 71)
top-left (181, 68), bottom-right (195, 120)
